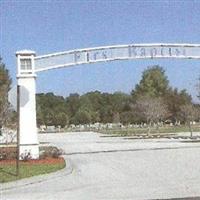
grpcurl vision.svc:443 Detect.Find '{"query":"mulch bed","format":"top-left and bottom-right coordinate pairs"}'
top-left (0, 146), bottom-right (65, 166)
top-left (0, 157), bottom-right (65, 165)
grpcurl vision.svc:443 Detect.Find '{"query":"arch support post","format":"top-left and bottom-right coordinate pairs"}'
top-left (16, 50), bottom-right (39, 159)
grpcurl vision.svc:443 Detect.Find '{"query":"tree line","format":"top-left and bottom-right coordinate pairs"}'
top-left (0, 56), bottom-right (199, 129)
top-left (36, 66), bottom-right (199, 128)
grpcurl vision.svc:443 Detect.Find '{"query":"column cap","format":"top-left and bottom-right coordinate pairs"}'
top-left (16, 50), bottom-right (36, 56)
top-left (17, 74), bottom-right (37, 79)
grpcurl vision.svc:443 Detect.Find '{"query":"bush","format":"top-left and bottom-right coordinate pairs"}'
top-left (39, 146), bottom-right (64, 159)
top-left (20, 151), bottom-right (32, 161)
top-left (0, 146), bottom-right (64, 160)
top-left (0, 147), bottom-right (16, 160)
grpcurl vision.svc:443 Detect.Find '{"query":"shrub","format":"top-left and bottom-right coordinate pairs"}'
top-left (0, 147), bottom-right (16, 160)
top-left (39, 146), bottom-right (64, 159)
top-left (0, 146), bottom-right (64, 160)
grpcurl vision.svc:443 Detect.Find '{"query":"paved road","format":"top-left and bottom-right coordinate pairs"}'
top-left (1, 132), bottom-right (200, 200)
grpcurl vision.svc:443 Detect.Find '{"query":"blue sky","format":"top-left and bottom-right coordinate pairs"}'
top-left (1, 0), bottom-right (200, 102)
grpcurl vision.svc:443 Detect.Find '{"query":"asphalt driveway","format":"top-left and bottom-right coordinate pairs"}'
top-left (1, 132), bottom-right (200, 200)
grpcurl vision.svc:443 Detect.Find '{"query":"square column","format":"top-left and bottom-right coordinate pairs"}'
top-left (16, 50), bottom-right (39, 159)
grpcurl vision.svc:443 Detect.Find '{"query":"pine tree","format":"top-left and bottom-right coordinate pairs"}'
top-left (0, 57), bottom-right (12, 128)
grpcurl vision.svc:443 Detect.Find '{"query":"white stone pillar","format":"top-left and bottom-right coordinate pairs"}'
top-left (16, 50), bottom-right (39, 159)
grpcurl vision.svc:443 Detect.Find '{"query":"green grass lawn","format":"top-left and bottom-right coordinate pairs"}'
top-left (0, 158), bottom-right (66, 183)
top-left (99, 125), bottom-right (200, 136)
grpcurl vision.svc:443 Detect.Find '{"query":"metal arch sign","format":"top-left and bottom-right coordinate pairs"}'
top-left (15, 43), bottom-right (200, 160)
top-left (34, 43), bottom-right (200, 72)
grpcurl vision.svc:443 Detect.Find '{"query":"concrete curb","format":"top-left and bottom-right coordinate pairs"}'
top-left (0, 156), bottom-right (73, 191)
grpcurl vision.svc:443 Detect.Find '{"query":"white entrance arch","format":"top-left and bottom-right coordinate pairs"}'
top-left (16, 43), bottom-right (200, 159)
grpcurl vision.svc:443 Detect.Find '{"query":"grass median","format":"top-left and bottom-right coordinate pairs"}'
top-left (99, 125), bottom-right (200, 137)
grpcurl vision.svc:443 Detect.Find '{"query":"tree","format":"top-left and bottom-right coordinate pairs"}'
top-left (0, 57), bottom-right (12, 128)
top-left (120, 111), bottom-right (137, 125)
top-left (135, 95), bottom-right (168, 134)
top-left (77, 92), bottom-right (101, 123)
top-left (36, 93), bottom-right (68, 127)
top-left (73, 108), bottom-right (92, 125)
top-left (66, 93), bottom-right (80, 123)
top-left (54, 112), bottom-right (69, 128)
top-left (132, 66), bottom-right (169, 99)
top-left (131, 65), bottom-right (192, 124)
top-left (113, 112), bottom-right (120, 123)
top-left (164, 88), bottom-right (192, 123)
top-left (194, 104), bottom-right (200, 122)
top-left (179, 104), bottom-right (198, 137)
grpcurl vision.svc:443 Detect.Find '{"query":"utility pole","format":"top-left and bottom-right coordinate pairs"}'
top-left (16, 85), bottom-right (20, 176)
